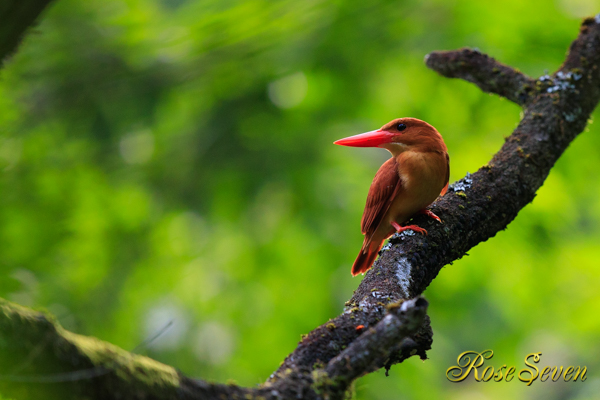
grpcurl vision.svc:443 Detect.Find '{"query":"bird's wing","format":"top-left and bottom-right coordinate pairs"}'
top-left (361, 157), bottom-right (402, 238)
top-left (440, 152), bottom-right (450, 196)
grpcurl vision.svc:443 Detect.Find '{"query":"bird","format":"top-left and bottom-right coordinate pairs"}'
top-left (334, 118), bottom-right (449, 276)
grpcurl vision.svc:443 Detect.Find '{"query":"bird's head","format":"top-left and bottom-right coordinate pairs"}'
top-left (334, 118), bottom-right (446, 156)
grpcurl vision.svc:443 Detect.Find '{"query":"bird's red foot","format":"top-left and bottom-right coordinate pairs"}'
top-left (391, 221), bottom-right (428, 236)
top-left (419, 209), bottom-right (442, 223)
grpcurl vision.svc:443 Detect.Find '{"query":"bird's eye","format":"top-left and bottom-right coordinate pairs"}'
top-left (396, 123), bottom-right (407, 132)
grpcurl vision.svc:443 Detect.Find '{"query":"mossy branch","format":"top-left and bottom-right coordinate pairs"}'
top-left (0, 297), bottom-right (428, 400)
top-left (0, 299), bottom-right (183, 399)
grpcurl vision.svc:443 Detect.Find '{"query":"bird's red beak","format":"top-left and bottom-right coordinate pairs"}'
top-left (334, 129), bottom-right (393, 148)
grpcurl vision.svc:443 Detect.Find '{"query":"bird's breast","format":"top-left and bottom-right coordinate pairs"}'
top-left (388, 150), bottom-right (448, 224)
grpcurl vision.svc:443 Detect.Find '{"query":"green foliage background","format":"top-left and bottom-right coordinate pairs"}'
top-left (1, 0), bottom-right (600, 398)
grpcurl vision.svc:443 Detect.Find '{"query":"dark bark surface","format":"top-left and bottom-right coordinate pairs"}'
top-left (2, 7), bottom-right (600, 400)
top-left (0, 0), bottom-right (54, 64)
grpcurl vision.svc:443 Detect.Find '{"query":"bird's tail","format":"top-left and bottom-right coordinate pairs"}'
top-left (351, 239), bottom-right (384, 276)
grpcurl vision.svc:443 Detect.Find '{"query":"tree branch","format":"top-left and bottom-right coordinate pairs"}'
top-left (324, 298), bottom-right (428, 389)
top-left (2, 10), bottom-right (600, 400)
top-left (0, 298), bottom-right (268, 400)
top-left (0, 297), bottom-right (428, 400)
top-left (0, 0), bottom-right (55, 64)
top-left (424, 48), bottom-right (536, 105)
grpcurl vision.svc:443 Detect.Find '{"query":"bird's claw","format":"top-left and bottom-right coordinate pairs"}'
top-left (391, 221), bottom-right (428, 236)
top-left (420, 209), bottom-right (442, 223)
top-left (402, 225), bottom-right (428, 235)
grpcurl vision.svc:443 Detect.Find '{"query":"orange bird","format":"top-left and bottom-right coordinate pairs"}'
top-left (335, 118), bottom-right (449, 276)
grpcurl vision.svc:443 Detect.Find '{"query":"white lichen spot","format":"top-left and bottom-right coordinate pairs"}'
top-left (563, 106), bottom-right (582, 122)
top-left (390, 230), bottom-right (416, 242)
top-left (541, 71), bottom-right (581, 93)
top-left (539, 74), bottom-right (551, 82)
top-left (358, 298), bottom-right (370, 309)
top-left (371, 291), bottom-right (387, 299)
top-left (395, 257), bottom-right (412, 298)
top-left (449, 172), bottom-right (472, 192)
top-left (381, 242), bottom-right (393, 252)
top-left (352, 297), bottom-right (385, 314)
top-left (398, 230), bottom-right (416, 238)
top-left (383, 314), bottom-right (394, 326)
top-left (595, 13), bottom-right (600, 24)
top-left (400, 299), bottom-right (411, 312)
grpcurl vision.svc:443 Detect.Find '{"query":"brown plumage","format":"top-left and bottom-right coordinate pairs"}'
top-left (334, 118), bottom-right (449, 275)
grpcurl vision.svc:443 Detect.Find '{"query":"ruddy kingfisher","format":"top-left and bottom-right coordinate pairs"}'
top-left (335, 118), bottom-right (449, 276)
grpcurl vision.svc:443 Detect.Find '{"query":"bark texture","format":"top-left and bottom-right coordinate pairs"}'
top-left (2, 7), bottom-right (600, 400)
